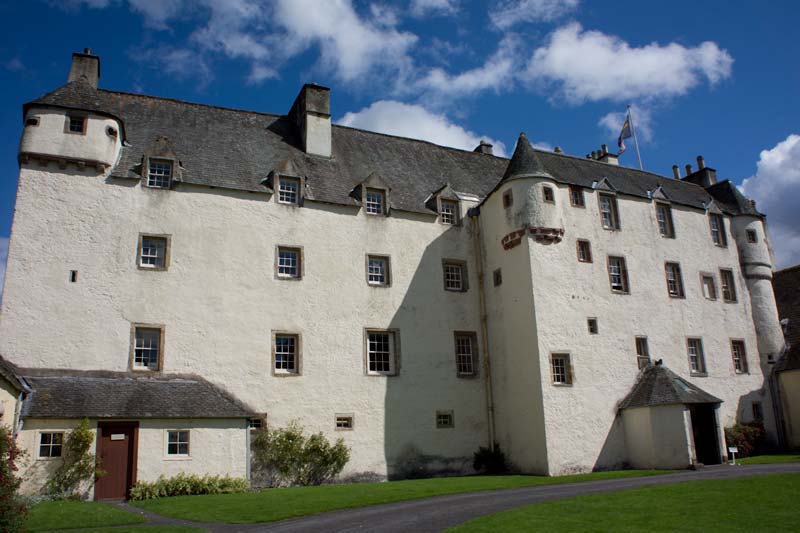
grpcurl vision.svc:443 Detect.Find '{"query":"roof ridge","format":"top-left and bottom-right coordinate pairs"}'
top-left (98, 88), bottom-right (284, 119)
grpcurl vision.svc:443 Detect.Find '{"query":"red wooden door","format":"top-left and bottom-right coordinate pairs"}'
top-left (94, 422), bottom-right (138, 500)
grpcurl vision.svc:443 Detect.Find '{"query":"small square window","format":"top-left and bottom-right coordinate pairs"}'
top-left (367, 255), bottom-right (390, 286)
top-left (273, 334), bottom-right (299, 375)
top-left (720, 269), bottom-right (737, 303)
top-left (665, 262), bottom-right (685, 298)
top-left (542, 186), bottom-right (555, 203)
top-left (454, 332), bottom-right (477, 376)
top-left (587, 318), bottom-right (598, 335)
top-left (731, 340), bottom-right (748, 374)
top-left (701, 274), bottom-right (717, 300)
top-left (709, 214), bottom-right (727, 247)
top-left (39, 432), bottom-right (64, 458)
top-left (67, 116), bottom-right (86, 134)
top-left (599, 194), bottom-right (620, 230)
top-left (502, 189), bottom-right (513, 208)
top-left (167, 430), bottom-right (190, 456)
top-left (443, 261), bottom-right (467, 292)
top-left (493, 268), bottom-right (502, 287)
top-left (576, 240), bottom-right (592, 263)
top-left (366, 330), bottom-right (397, 376)
top-left (440, 199), bottom-right (459, 225)
top-left (656, 203), bottom-right (675, 238)
top-left (133, 326), bottom-right (162, 371)
top-left (277, 247), bottom-right (302, 279)
top-left (365, 188), bottom-right (385, 215)
top-left (335, 414), bottom-right (354, 430)
top-left (248, 417), bottom-right (265, 430)
top-left (26, 117), bottom-right (40, 127)
top-left (139, 235), bottom-right (169, 270)
top-left (551, 353), bottom-right (572, 385)
top-left (635, 337), bottom-right (650, 369)
top-left (278, 177), bottom-right (300, 205)
top-left (147, 159), bottom-right (172, 189)
top-left (569, 186), bottom-right (585, 207)
top-left (746, 229), bottom-right (758, 243)
top-left (607, 256), bottom-right (629, 293)
top-left (687, 338), bottom-right (706, 375)
top-left (436, 410), bottom-right (454, 429)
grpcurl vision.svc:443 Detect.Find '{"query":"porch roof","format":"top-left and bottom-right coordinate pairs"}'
top-left (619, 363), bottom-right (722, 410)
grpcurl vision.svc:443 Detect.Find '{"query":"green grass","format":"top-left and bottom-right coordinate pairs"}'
top-left (736, 453), bottom-right (800, 464)
top-left (449, 474), bottom-right (800, 532)
top-left (133, 470), bottom-right (669, 524)
top-left (26, 500), bottom-right (146, 531)
top-left (83, 529), bottom-right (203, 533)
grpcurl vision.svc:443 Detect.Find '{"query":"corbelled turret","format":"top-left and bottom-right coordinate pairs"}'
top-left (501, 133), bottom-right (552, 183)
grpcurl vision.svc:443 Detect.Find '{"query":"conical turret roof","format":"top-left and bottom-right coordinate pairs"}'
top-left (501, 132), bottom-right (551, 182)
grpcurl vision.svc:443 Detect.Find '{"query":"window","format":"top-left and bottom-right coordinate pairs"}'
top-left (147, 159), bottom-right (172, 189)
top-left (731, 340), bottom-right (748, 374)
top-left (502, 189), bottom-right (513, 208)
top-left (454, 332), bottom-right (477, 376)
top-left (39, 432), bottom-right (63, 458)
top-left (746, 229), bottom-right (758, 243)
top-left (599, 194), bottom-right (620, 230)
top-left (752, 402), bottom-right (763, 422)
top-left (366, 330), bottom-right (397, 375)
top-left (576, 240), bottom-right (592, 263)
top-left (542, 186), bottom-right (555, 203)
top-left (276, 246), bottom-right (302, 279)
top-left (665, 262), bottom-right (685, 298)
top-left (635, 337), bottom-right (650, 369)
top-left (248, 417), bottom-right (265, 430)
top-left (273, 334), bottom-right (299, 375)
top-left (656, 203), bottom-right (675, 238)
top-left (335, 415), bottom-right (354, 430)
top-left (701, 274), bottom-right (717, 300)
top-left (26, 117), bottom-right (40, 127)
top-left (133, 326), bottom-right (162, 370)
top-left (493, 268), bottom-right (502, 287)
top-left (67, 115), bottom-right (86, 134)
top-left (569, 186), bottom-right (585, 207)
top-left (551, 353), bottom-right (572, 385)
top-left (440, 199), bottom-right (458, 225)
top-left (709, 214), bottom-right (727, 246)
top-left (436, 410), bottom-right (454, 429)
top-left (277, 177), bottom-right (300, 205)
top-left (138, 235), bottom-right (169, 270)
top-left (70, 270), bottom-right (78, 283)
top-left (167, 430), bottom-right (190, 456)
top-left (607, 256), bottom-right (629, 293)
top-left (443, 261), bottom-right (467, 292)
top-left (365, 188), bottom-right (385, 215)
top-left (367, 255), bottom-right (390, 286)
top-left (587, 318), bottom-right (598, 334)
top-left (687, 338), bottom-right (706, 375)
top-left (720, 269), bottom-right (737, 302)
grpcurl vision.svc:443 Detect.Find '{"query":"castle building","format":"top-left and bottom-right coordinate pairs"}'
top-left (0, 50), bottom-right (788, 499)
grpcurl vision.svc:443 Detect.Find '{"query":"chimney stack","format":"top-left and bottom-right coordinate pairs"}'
top-left (598, 144), bottom-right (618, 165)
top-left (672, 165), bottom-right (681, 179)
top-left (685, 164), bottom-right (693, 176)
top-left (68, 48), bottom-right (100, 88)
top-left (473, 141), bottom-right (493, 155)
top-left (696, 155), bottom-right (705, 169)
top-left (554, 146), bottom-right (562, 154)
top-left (680, 157), bottom-right (717, 188)
top-left (601, 144), bottom-right (608, 155)
top-left (289, 83), bottom-right (331, 158)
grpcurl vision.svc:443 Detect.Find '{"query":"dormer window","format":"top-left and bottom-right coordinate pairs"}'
top-left (278, 177), bottom-right (300, 205)
top-left (440, 199), bottom-right (458, 225)
top-left (147, 159), bottom-right (172, 189)
top-left (66, 115), bottom-right (86, 134)
top-left (365, 188), bottom-right (385, 215)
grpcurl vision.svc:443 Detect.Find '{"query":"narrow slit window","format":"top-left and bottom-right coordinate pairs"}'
top-left (493, 268), bottom-right (502, 287)
top-left (731, 340), bottom-right (748, 374)
top-left (587, 318), bottom-right (598, 334)
top-left (635, 337), bottom-right (650, 369)
top-left (687, 338), bottom-right (706, 374)
top-left (656, 203), bottom-right (675, 238)
top-left (665, 262), bottom-right (685, 298)
top-left (720, 269), bottom-right (737, 303)
top-left (746, 229), bottom-right (758, 243)
top-left (502, 189), bottom-right (513, 208)
top-left (709, 214), bottom-right (727, 246)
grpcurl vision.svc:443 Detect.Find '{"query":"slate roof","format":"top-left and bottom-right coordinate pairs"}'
top-left (501, 133), bottom-right (551, 182)
top-left (19, 369), bottom-right (253, 419)
top-left (619, 363), bottom-right (722, 409)
top-left (705, 180), bottom-right (763, 216)
top-left (0, 355), bottom-right (25, 392)
top-left (773, 265), bottom-right (800, 372)
top-left (24, 80), bottom-right (747, 216)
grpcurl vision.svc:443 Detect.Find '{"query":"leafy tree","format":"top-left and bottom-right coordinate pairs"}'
top-left (0, 425), bottom-right (27, 532)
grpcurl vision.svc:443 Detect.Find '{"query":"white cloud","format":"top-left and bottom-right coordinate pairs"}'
top-left (598, 105), bottom-right (653, 143)
top-left (410, 0), bottom-right (459, 17)
top-left (135, 46), bottom-right (213, 86)
top-left (490, 0), bottom-right (578, 29)
top-left (0, 236), bottom-right (8, 302)
top-left (525, 23), bottom-right (733, 104)
top-left (337, 100), bottom-right (507, 156)
top-left (128, 0), bottom-right (183, 29)
top-left (740, 134), bottom-right (800, 268)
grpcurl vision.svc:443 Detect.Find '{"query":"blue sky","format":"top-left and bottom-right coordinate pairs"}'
top-left (1, 0), bottom-right (799, 292)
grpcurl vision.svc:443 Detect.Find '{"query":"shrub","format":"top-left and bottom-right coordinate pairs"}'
top-left (725, 422), bottom-right (766, 458)
top-left (0, 425), bottom-right (27, 533)
top-left (47, 418), bottom-right (104, 498)
top-left (252, 422), bottom-right (350, 486)
top-left (473, 444), bottom-right (507, 474)
top-left (128, 473), bottom-right (249, 500)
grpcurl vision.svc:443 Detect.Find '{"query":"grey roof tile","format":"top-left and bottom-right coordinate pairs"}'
top-left (0, 355), bottom-right (25, 392)
top-left (773, 265), bottom-right (800, 372)
top-left (619, 363), bottom-right (722, 410)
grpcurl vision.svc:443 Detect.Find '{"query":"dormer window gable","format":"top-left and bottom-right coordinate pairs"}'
top-left (425, 183), bottom-right (461, 226)
top-left (265, 159), bottom-right (305, 206)
top-left (647, 185), bottom-right (670, 202)
top-left (351, 171), bottom-right (391, 216)
top-left (141, 136), bottom-right (181, 190)
top-left (591, 176), bottom-right (616, 192)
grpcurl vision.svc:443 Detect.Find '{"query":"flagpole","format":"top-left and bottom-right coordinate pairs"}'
top-left (627, 104), bottom-right (643, 170)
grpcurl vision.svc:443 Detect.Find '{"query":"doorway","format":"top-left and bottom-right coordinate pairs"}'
top-left (690, 405), bottom-right (721, 465)
top-left (94, 422), bottom-right (138, 500)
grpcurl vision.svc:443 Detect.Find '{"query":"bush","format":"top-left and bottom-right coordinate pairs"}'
top-left (473, 444), bottom-right (507, 475)
top-left (47, 418), bottom-right (103, 498)
top-left (725, 423), bottom-right (766, 458)
top-left (252, 422), bottom-right (350, 486)
top-left (0, 425), bottom-right (27, 533)
top-left (128, 473), bottom-right (249, 500)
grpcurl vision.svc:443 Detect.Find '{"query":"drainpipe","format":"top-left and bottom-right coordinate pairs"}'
top-left (470, 209), bottom-right (496, 451)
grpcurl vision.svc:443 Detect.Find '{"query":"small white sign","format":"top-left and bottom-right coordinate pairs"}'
top-left (728, 446), bottom-right (738, 453)
top-left (110, 434), bottom-right (126, 441)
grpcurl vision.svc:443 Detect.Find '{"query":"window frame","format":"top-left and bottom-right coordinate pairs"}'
top-left (364, 329), bottom-right (399, 376)
top-left (687, 337), bottom-right (707, 376)
top-left (655, 202), bottom-right (675, 238)
top-left (542, 185), bottom-right (555, 203)
top-left (275, 245), bottom-right (303, 280)
top-left (752, 402), bottom-right (763, 422)
top-left (439, 198), bottom-right (459, 226)
top-left (664, 262), bottom-right (685, 298)
top-left (576, 239), bottom-right (592, 263)
top-left (502, 189), bottom-right (513, 209)
top-left (335, 414), bottom-right (354, 431)
top-left (442, 259), bottom-right (468, 292)
top-left (731, 339), bottom-right (748, 374)
top-left (366, 254), bottom-right (391, 287)
top-left (64, 114), bottom-right (87, 135)
top-left (137, 233), bottom-right (171, 271)
top-left (165, 429), bottom-right (191, 458)
top-left (493, 268), bottom-right (502, 287)
top-left (700, 272), bottom-right (718, 301)
top-left (276, 176), bottom-right (301, 206)
top-left (587, 318), bottom-right (598, 335)
top-left (569, 186), bottom-right (585, 208)
top-left (550, 353), bottom-right (573, 385)
top-left (145, 158), bottom-right (173, 189)
top-left (38, 431), bottom-right (64, 459)
top-left (709, 213), bottom-right (727, 247)
top-left (635, 336), bottom-right (650, 369)
top-left (248, 416), bottom-right (266, 431)
top-left (364, 187), bottom-right (387, 216)
top-left (454, 331), bottom-right (478, 378)
top-left (436, 410), bottom-right (454, 429)
top-left (598, 193), bottom-right (621, 230)
top-left (720, 268), bottom-right (737, 303)
top-left (272, 331), bottom-right (301, 376)
top-left (607, 255), bottom-right (630, 294)
top-left (746, 229), bottom-right (758, 243)
top-left (130, 324), bottom-right (164, 372)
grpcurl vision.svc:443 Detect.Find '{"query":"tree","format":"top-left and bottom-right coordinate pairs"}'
top-left (0, 425), bottom-right (27, 532)
top-left (47, 419), bottom-right (103, 497)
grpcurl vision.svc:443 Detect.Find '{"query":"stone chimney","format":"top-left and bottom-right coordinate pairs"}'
top-left (672, 165), bottom-right (681, 179)
top-left (474, 141), bottom-right (493, 155)
top-left (598, 144), bottom-right (619, 166)
top-left (68, 48), bottom-right (100, 88)
top-left (289, 83), bottom-right (331, 158)
top-left (680, 155), bottom-right (717, 188)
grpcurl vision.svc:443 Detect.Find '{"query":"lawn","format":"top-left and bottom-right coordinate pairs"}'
top-left (133, 470), bottom-right (669, 524)
top-left (736, 453), bottom-right (800, 464)
top-left (80, 529), bottom-right (202, 533)
top-left (25, 500), bottom-right (145, 531)
top-left (449, 474), bottom-right (800, 532)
